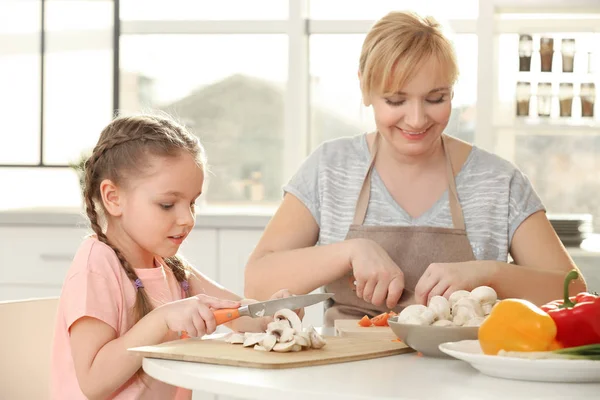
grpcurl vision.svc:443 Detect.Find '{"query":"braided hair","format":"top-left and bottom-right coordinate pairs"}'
top-left (83, 113), bottom-right (205, 322)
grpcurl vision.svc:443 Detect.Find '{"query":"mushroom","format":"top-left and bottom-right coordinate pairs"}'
top-left (260, 334), bottom-right (278, 351)
top-left (254, 344), bottom-right (269, 351)
top-left (266, 321), bottom-right (295, 343)
top-left (398, 305), bottom-right (435, 326)
top-left (448, 290), bottom-right (471, 310)
top-left (243, 332), bottom-right (267, 347)
top-left (293, 333), bottom-right (311, 348)
top-left (273, 308), bottom-right (302, 332)
top-left (469, 286), bottom-right (498, 316)
top-left (428, 296), bottom-right (451, 321)
top-left (397, 304), bottom-right (428, 322)
top-left (273, 340), bottom-right (297, 352)
top-left (291, 344), bottom-right (303, 352)
top-left (307, 325), bottom-right (326, 349)
top-left (452, 297), bottom-right (484, 326)
top-left (225, 332), bottom-right (245, 344)
top-left (431, 319), bottom-right (454, 327)
top-left (464, 316), bottom-right (486, 327)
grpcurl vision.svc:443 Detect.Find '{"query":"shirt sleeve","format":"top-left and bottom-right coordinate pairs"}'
top-left (507, 168), bottom-right (546, 246)
top-left (62, 243), bottom-right (123, 333)
top-left (282, 143), bottom-right (324, 226)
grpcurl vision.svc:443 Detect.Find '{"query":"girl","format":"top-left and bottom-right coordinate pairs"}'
top-left (51, 113), bottom-right (299, 399)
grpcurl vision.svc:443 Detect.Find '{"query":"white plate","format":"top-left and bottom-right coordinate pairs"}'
top-left (439, 340), bottom-right (600, 383)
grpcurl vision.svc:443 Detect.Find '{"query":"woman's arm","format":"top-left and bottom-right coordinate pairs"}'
top-left (491, 210), bottom-right (587, 304)
top-left (244, 193), bottom-right (355, 300)
top-left (415, 211), bottom-right (588, 305)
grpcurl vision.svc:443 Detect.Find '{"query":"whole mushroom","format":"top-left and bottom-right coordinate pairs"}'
top-left (468, 286), bottom-right (498, 316)
top-left (428, 295), bottom-right (451, 321)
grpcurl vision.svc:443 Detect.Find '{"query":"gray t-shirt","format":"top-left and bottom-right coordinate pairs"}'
top-left (283, 133), bottom-right (545, 262)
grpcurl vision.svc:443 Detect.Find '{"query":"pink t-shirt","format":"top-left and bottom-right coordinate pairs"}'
top-left (51, 237), bottom-right (191, 400)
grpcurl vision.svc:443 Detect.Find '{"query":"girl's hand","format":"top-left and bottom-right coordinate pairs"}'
top-left (159, 294), bottom-right (240, 337)
top-left (348, 238), bottom-right (405, 309)
top-left (414, 261), bottom-right (497, 305)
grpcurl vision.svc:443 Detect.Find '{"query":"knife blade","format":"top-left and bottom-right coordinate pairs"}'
top-left (213, 292), bottom-right (334, 325)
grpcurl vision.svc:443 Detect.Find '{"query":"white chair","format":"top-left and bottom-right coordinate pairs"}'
top-left (0, 297), bottom-right (59, 400)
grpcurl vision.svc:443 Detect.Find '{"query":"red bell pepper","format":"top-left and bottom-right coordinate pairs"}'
top-left (540, 270), bottom-right (600, 348)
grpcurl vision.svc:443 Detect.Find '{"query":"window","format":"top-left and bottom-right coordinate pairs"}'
top-left (309, 34), bottom-right (478, 148)
top-left (6, 0), bottom-right (598, 235)
top-left (495, 31), bottom-right (600, 232)
top-left (0, 0), bottom-right (41, 165)
top-left (120, 34), bottom-right (287, 206)
top-left (120, 0), bottom-right (287, 21)
top-left (44, 0), bottom-right (113, 165)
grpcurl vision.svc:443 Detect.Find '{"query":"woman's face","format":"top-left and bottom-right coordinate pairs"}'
top-left (369, 57), bottom-right (453, 158)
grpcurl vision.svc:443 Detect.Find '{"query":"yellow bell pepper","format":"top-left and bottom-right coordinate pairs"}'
top-left (478, 298), bottom-right (560, 355)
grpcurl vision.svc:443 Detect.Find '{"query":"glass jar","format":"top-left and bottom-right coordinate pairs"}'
top-left (518, 34), bottom-right (533, 72)
top-left (516, 81), bottom-right (531, 116)
top-left (558, 83), bottom-right (574, 117)
top-left (537, 82), bottom-right (553, 117)
top-left (540, 37), bottom-right (554, 72)
top-left (580, 83), bottom-right (596, 118)
top-left (561, 38), bottom-right (575, 73)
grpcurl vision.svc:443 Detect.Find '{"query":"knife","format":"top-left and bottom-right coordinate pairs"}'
top-left (213, 292), bottom-right (334, 325)
top-left (179, 292), bottom-right (334, 338)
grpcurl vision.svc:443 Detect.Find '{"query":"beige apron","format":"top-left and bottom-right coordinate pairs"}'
top-left (324, 133), bottom-right (476, 326)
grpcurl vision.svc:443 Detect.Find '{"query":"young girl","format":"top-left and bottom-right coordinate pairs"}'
top-left (51, 113), bottom-right (300, 399)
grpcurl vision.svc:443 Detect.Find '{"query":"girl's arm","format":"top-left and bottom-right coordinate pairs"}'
top-left (187, 267), bottom-right (304, 332)
top-left (69, 295), bottom-right (237, 399)
top-left (69, 309), bottom-right (169, 400)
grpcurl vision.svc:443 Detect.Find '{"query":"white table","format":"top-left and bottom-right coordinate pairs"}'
top-left (142, 328), bottom-right (600, 400)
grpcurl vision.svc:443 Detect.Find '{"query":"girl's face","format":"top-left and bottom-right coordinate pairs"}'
top-left (369, 57), bottom-right (453, 158)
top-left (117, 151), bottom-right (204, 260)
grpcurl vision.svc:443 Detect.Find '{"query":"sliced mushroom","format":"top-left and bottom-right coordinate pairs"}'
top-left (291, 344), bottom-right (302, 352)
top-left (293, 333), bottom-right (311, 348)
top-left (307, 325), bottom-right (326, 349)
top-left (243, 332), bottom-right (267, 347)
top-left (266, 320), bottom-right (290, 339)
top-left (260, 334), bottom-right (278, 351)
top-left (225, 332), bottom-right (245, 344)
top-left (274, 308), bottom-right (302, 332)
top-left (273, 340), bottom-right (297, 352)
top-left (254, 344), bottom-right (269, 351)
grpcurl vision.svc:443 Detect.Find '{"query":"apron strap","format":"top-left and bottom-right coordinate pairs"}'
top-left (352, 133), bottom-right (466, 231)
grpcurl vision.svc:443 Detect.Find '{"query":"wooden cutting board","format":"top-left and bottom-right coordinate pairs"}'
top-left (334, 319), bottom-right (398, 340)
top-left (129, 335), bottom-right (412, 369)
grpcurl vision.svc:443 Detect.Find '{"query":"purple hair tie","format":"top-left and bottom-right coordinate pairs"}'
top-left (181, 280), bottom-right (190, 292)
top-left (134, 278), bottom-right (144, 290)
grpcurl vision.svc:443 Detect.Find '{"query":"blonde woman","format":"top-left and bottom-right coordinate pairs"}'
top-left (244, 11), bottom-right (586, 325)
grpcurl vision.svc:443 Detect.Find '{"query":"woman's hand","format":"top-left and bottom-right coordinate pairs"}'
top-left (159, 294), bottom-right (240, 337)
top-left (414, 261), bottom-right (498, 305)
top-left (348, 238), bottom-right (405, 309)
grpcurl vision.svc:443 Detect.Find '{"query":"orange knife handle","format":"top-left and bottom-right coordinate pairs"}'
top-left (213, 308), bottom-right (241, 325)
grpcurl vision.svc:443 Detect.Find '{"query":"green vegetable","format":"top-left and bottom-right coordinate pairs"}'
top-left (553, 343), bottom-right (600, 360)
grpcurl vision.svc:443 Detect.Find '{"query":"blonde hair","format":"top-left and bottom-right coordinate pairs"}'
top-left (83, 113), bottom-right (205, 322)
top-left (359, 11), bottom-right (458, 105)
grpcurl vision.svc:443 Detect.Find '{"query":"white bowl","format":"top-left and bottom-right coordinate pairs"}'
top-left (388, 316), bottom-right (479, 358)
